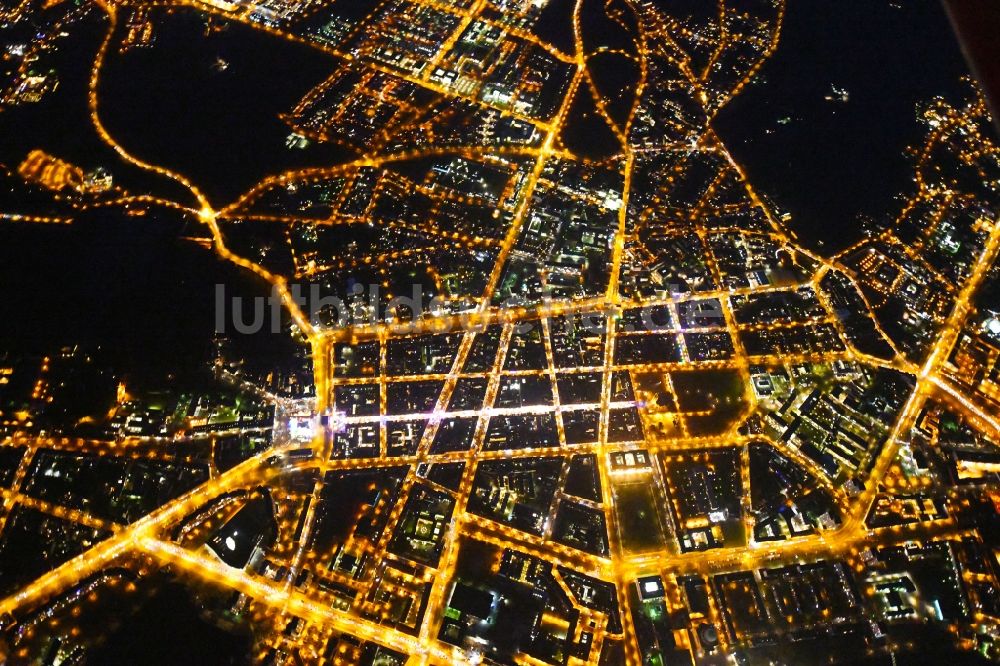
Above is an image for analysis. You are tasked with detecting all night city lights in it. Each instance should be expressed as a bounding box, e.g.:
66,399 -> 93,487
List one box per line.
1,0 -> 1000,664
